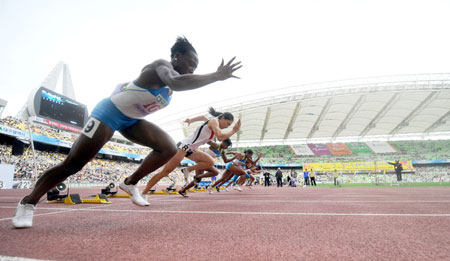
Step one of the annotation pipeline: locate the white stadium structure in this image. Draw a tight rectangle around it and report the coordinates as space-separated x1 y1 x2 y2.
2 66 450 186
157 73 450 147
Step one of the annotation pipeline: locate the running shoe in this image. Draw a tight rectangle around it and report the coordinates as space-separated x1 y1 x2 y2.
119 180 150 206
12 199 36 228
225 187 229 192
178 190 189 198
234 185 243 192
208 186 213 194
215 186 220 193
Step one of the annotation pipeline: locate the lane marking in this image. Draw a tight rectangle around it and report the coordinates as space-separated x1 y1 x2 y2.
67 208 450 217
138 199 450 203
0 256 49 261
0 203 124 222
2 205 450 219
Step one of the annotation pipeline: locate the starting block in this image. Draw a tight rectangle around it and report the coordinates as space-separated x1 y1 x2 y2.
47 194 82 204
107 194 130 198
47 194 111 204
146 189 178 195
81 194 111 204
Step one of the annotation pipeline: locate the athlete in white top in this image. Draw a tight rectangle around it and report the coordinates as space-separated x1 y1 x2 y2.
142 107 241 195
110 81 172 119
179 139 240 195
13 36 242 228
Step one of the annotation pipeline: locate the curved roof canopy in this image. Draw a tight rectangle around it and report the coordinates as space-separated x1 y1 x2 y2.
160 74 450 146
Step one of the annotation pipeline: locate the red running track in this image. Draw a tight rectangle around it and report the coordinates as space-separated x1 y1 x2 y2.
1 186 450 260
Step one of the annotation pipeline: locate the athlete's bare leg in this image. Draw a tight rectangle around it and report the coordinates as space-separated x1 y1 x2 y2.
120 120 177 187
237 175 247 186
180 151 215 178
142 149 185 194
181 166 219 193
194 166 219 179
213 165 246 188
21 121 115 205
211 170 233 188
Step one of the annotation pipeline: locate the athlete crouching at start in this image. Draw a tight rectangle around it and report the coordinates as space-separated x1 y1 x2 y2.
12 36 242 229
179 138 242 196
142 107 241 196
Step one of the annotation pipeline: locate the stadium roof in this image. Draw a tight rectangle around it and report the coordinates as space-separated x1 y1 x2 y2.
158 73 450 147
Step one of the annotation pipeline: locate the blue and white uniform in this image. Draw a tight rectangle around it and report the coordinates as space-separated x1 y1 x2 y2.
205 149 222 159
86 82 172 132
225 158 243 170
226 158 247 182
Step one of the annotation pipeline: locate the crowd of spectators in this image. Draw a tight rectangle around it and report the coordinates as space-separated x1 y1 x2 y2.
2 141 450 187
258 166 450 185
231 141 450 164
0 143 183 187
0 116 152 155
2 116 450 187
3 116 450 165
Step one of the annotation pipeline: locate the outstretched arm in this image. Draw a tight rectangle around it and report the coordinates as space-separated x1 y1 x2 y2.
156 58 242 91
185 116 208 125
222 151 242 163
208 118 241 141
221 151 240 163
253 152 263 164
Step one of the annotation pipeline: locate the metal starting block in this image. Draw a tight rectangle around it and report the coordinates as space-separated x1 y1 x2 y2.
47 194 111 204
107 194 130 198
81 194 111 204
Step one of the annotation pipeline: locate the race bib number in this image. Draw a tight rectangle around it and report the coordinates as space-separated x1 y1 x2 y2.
82 117 101 139
177 142 191 152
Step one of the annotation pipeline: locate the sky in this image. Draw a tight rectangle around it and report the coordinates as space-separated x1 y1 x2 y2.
1 0 449 140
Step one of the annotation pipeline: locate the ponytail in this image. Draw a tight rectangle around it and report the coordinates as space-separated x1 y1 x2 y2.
209 107 234 121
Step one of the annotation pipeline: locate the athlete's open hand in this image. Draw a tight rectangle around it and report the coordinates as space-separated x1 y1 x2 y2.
215 57 242 80
232 119 241 132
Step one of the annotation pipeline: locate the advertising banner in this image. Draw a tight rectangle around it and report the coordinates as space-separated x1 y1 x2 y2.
303 161 414 172
345 142 373 155
308 144 332 155
291 144 314 155
366 141 397 154
327 143 352 155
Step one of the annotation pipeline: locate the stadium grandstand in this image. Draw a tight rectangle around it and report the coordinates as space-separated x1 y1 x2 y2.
1 71 450 188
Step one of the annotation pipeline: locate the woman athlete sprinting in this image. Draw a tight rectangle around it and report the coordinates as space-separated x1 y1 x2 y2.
210 152 249 192
179 139 241 196
142 107 240 195
12 37 242 229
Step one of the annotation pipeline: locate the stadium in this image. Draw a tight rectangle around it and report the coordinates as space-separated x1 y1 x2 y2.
1 67 449 187
2 63 450 258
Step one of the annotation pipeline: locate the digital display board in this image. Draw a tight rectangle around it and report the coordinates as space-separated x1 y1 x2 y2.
30 87 88 128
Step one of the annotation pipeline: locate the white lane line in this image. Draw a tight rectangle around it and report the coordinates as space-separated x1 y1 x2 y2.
0 255 50 261
0 203 127 222
73 208 450 217
1 205 450 219
143 199 450 203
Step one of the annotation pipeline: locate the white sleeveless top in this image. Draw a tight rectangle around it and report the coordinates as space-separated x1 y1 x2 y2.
110 82 172 119
179 120 215 151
